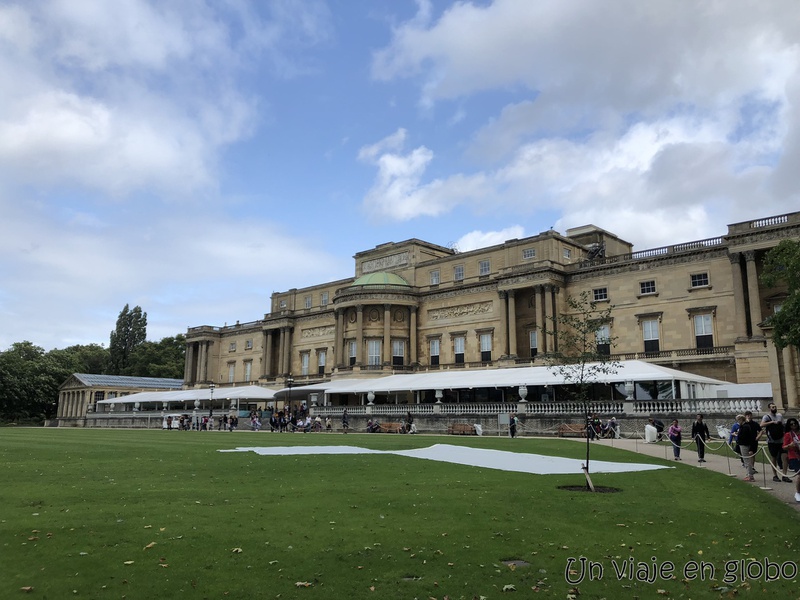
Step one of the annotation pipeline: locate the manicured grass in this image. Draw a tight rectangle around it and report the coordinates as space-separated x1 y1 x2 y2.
1 429 798 599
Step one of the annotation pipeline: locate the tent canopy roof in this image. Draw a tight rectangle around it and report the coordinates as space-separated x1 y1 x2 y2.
273 360 730 397
96 385 277 405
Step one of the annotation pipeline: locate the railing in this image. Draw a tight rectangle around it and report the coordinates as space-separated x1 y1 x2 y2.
570 236 726 270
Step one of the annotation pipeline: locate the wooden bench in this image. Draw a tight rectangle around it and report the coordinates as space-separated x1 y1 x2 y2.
448 423 477 435
376 422 403 433
557 423 586 437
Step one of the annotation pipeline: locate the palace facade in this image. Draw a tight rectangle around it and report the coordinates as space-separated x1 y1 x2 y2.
184 211 800 409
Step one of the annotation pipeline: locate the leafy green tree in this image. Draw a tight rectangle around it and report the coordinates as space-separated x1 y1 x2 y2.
0 342 68 422
761 239 800 350
48 344 110 375
109 304 147 374
124 334 186 378
545 290 620 482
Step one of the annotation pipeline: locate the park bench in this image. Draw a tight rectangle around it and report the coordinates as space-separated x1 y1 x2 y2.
557 423 586 437
447 423 477 435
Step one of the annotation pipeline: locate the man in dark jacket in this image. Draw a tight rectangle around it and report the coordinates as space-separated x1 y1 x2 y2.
738 411 762 481
691 414 710 463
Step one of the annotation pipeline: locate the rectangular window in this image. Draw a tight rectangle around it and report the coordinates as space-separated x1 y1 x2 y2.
429 338 440 366
454 336 465 364
529 330 538 358
480 333 492 362
642 320 660 353
522 248 536 260
430 270 440 285
367 339 381 366
229 342 236 352
279 300 287 309
454 265 464 281
304 296 312 309
593 287 608 302
228 362 235 383
690 273 709 288
244 361 252 382
301 352 310 376
479 260 490 276
317 350 326 375
640 280 657 295
348 340 357 366
595 324 611 356
321 292 329 306
245 339 253 350
563 248 571 259
694 314 713 349
392 340 405 366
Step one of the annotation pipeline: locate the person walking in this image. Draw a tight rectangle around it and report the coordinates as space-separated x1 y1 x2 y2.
781 417 800 502
738 411 762 482
668 419 683 460
509 413 518 438
341 408 349 434
762 403 791 483
691 414 710 463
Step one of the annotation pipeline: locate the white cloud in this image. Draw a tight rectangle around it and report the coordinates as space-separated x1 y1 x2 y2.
455 226 526 252
364 0 800 248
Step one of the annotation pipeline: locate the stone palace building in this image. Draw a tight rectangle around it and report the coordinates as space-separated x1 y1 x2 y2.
184 211 799 410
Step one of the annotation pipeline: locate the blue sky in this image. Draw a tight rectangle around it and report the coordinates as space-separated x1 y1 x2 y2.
1 0 799 351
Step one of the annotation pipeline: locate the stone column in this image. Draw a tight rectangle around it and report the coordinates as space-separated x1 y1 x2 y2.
334 309 343 367
536 286 546 353
728 252 749 338
278 328 286 375
409 306 418 364
497 291 509 357
784 346 798 409
768 340 784 407
544 285 556 354
184 342 194 383
265 330 274 377
508 290 518 358
744 251 763 336
199 341 209 382
383 304 392 364
283 327 293 375
356 305 364 365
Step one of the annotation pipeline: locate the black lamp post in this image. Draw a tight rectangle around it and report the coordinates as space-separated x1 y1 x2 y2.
209 382 215 420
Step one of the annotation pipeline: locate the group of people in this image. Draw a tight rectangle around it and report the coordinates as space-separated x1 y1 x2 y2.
587 413 619 439
664 407 800 502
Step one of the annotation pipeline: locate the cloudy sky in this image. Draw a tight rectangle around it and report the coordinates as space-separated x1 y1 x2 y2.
1 0 799 351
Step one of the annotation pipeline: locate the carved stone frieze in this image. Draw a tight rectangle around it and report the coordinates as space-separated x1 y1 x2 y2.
425 284 496 302
301 325 335 338
361 251 409 274
428 301 493 321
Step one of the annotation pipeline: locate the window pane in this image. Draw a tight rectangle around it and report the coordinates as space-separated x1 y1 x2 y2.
454 336 465 353
640 280 656 294
593 288 608 301
368 340 381 365
691 273 709 287
454 265 464 281
643 320 659 340
430 270 440 285
479 260 490 275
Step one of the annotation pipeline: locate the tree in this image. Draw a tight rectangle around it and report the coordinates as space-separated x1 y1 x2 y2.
109 304 147 374
544 290 620 483
124 334 186 378
760 239 800 351
0 342 69 422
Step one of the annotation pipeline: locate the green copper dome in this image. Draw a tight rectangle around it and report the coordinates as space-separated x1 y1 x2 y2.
351 272 410 287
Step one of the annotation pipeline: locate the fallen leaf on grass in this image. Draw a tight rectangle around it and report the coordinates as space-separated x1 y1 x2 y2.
20 587 34 592
159 564 169 568
123 561 134 565
144 542 156 550
295 582 312 587
231 548 243 553
502 584 516 591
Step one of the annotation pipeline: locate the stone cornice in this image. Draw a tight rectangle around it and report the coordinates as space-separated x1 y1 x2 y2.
425 283 497 302
567 248 729 282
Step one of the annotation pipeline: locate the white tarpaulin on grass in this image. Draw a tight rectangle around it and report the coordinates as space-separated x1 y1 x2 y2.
220 444 669 475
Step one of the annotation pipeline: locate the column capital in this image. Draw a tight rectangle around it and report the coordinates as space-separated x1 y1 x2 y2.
728 251 741 264
744 250 757 262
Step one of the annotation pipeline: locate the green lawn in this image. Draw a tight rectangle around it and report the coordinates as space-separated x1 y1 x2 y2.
1 429 797 599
